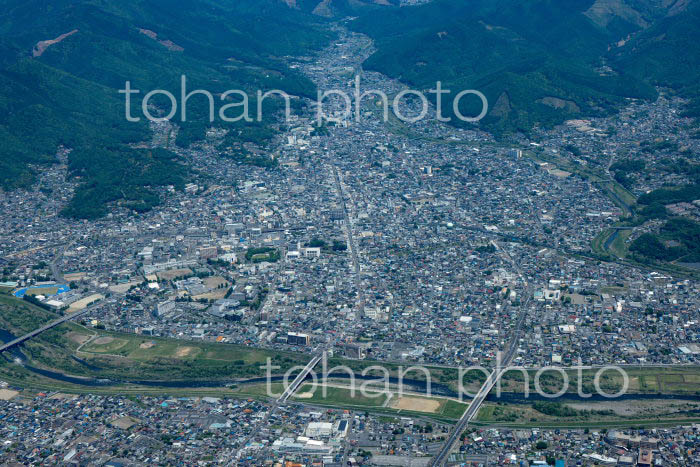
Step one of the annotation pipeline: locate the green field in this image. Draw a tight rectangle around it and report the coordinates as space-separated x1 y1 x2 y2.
79 333 278 368
287 383 468 421
442 400 469 419
497 366 700 396
234 380 469 421
609 229 633 258
0 293 477 395
501 366 700 396
236 382 286 399
294 384 389 408
476 399 700 429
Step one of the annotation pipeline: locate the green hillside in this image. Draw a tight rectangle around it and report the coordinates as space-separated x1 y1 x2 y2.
609 0 700 117
292 0 399 16
350 0 678 136
0 0 330 218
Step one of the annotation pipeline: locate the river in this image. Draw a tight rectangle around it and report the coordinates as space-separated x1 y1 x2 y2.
2 327 698 405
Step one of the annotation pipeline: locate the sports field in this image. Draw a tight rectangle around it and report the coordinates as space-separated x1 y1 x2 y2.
284 383 468 419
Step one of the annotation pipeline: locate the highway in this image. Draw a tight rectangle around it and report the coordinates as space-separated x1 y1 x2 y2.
431 239 530 466
279 351 325 403
430 306 527 466
0 307 93 354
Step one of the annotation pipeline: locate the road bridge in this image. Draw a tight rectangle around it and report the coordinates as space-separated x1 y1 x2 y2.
0 308 92 354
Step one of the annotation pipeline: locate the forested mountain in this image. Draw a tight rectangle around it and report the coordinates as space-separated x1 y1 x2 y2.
609 0 700 117
285 0 400 17
0 0 330 218
350 0 697 135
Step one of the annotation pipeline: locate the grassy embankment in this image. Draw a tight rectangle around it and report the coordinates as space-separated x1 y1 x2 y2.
2 293 700 427
0 293 307 388
475 399 700 429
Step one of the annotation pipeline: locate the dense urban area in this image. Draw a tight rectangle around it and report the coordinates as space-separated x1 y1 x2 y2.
1 7 700 467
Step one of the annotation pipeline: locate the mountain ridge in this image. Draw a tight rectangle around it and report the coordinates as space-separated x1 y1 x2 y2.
350 0 698 135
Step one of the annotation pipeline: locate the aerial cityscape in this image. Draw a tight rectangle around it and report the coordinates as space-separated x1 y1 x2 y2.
1 0 699 466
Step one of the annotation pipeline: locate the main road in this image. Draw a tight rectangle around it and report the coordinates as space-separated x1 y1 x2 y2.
332 165 365 312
